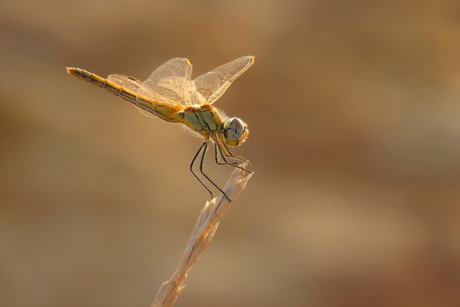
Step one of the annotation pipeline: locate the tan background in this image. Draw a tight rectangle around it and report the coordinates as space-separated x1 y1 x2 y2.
1 0 460 306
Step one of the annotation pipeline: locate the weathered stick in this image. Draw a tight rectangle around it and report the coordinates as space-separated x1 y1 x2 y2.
151 164 252 307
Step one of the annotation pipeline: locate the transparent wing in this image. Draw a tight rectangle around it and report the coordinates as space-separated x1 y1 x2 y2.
107 74 144 92
193 56 255 105
141 58 193 105
106 74 159 118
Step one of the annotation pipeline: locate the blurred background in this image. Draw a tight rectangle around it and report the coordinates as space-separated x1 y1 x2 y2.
1 0 460 306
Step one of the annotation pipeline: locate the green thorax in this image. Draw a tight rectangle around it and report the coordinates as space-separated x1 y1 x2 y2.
181 105 224 138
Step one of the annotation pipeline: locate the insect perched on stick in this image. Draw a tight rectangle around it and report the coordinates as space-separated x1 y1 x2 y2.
66 56 255 200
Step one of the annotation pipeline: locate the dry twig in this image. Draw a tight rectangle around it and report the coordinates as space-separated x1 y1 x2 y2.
150 164 252 307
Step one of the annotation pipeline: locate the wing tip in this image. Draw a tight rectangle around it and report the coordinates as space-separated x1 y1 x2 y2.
242 55 255 64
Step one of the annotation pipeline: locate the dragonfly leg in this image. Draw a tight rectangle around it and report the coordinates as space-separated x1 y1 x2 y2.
214 143 227 166
215 141 253 174
190 141 232 201
190 141 213 198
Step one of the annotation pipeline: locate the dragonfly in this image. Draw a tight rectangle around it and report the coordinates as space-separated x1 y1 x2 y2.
66 56 254 200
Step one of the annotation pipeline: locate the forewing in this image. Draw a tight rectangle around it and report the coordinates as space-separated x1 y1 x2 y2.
141 58 193 105
193 56 255 105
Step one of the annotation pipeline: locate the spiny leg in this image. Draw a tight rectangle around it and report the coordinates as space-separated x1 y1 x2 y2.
214 141 253 174
198 142 233 201
190 141 214 198
190 141 232 201
214 143 227 166
217 133 252 165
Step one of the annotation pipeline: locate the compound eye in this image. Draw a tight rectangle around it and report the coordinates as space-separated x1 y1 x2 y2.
224 118 249 147
228 118 244 140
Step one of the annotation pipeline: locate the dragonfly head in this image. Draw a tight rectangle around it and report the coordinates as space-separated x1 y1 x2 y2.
223 117 249 147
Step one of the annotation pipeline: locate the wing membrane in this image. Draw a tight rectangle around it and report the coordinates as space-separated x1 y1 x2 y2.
107 74 144 92
141 58 193 105
106 74 156 118
108 56 254 107
193 56 255 105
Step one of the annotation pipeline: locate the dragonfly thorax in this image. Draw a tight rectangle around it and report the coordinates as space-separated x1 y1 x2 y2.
223 117 249 147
